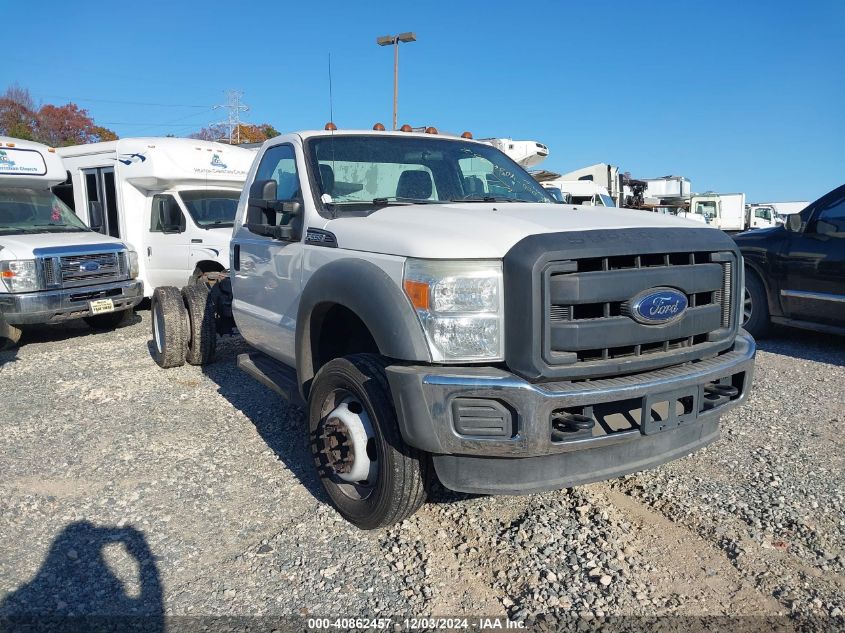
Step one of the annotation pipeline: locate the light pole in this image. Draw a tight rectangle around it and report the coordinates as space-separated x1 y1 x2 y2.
376 32 416 130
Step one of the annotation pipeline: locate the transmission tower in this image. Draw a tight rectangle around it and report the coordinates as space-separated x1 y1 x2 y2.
212 90 250 144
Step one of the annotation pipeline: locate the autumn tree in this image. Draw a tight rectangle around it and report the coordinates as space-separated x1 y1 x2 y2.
0 83 118 146
189 122 279 144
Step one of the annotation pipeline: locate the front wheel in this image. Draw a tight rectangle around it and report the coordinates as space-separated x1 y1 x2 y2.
308 354 429 529
743 268 770 338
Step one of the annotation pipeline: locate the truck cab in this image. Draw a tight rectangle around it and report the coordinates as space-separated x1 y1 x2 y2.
682 193 750 232
541 180 615 207
57 138 255 295
151 127 755 529
0 137 142 348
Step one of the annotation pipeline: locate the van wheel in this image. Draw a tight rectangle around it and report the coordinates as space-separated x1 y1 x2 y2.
0 318 22 351
182 284 217 366
743 268 770 338
151 286 187 368
84 309 131 331
308 354 429 529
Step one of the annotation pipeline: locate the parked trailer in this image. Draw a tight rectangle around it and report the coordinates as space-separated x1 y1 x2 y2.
57 138 255 296
0 137 141 348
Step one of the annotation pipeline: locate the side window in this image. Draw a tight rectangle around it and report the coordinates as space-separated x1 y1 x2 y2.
150 194 186 232
815 196 845 235
255 144 300 200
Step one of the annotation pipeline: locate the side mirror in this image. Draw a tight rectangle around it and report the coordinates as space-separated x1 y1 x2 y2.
787 214 803 232
88 201 104 233
246 178 302 241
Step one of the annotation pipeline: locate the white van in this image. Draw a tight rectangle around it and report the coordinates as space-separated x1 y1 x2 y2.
541 180 616 207
0 137 142 348
57 138 255 295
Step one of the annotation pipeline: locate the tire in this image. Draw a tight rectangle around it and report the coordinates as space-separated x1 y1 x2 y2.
0 317 22 351
743 268 770 339
182 284 217 366
308 353 429 529
84 309 131 331
150 286 187 368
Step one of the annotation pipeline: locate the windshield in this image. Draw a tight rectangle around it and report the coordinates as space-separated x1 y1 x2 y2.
307 135 553 210
0 187 89 235
754 207 772 220
694 201 718 219
599 193 615 207
178 189 241 228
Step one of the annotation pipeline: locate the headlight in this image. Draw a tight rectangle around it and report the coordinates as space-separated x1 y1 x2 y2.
126 250 139 279
403 259 504 362
0 259 41 293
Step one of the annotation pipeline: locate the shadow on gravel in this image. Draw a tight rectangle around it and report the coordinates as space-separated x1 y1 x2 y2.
0 521 163 633
756 326 845 367
199 338 331 507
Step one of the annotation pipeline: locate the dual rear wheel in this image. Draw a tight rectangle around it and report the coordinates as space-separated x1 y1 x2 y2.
151 285 217 368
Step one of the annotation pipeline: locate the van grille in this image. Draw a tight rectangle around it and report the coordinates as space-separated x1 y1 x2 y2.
38 251 127 289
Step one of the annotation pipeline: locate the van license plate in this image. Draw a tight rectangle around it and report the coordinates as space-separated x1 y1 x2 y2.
89 299 115 315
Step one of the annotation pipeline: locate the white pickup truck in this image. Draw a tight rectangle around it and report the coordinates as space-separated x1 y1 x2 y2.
0 137 142 349
151 127 755 529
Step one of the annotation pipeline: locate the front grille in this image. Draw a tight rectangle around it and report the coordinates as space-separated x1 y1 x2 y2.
36 252 126 289
545 250 735 371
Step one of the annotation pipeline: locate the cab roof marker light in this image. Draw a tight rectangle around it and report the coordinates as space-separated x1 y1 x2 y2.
400 124 412 132
5 142 15 147
461 131 473 139
425 127 438 135
325 122 337 131
373 122 386 131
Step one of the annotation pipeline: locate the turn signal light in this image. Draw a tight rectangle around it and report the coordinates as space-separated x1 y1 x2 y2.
403 279 430 311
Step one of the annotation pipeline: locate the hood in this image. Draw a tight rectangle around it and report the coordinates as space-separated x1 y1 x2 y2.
322 202 719 259
0 230 126 260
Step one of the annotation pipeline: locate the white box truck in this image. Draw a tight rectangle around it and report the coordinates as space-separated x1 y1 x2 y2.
0 137 142 349
57 138 255 295
679 192 775 232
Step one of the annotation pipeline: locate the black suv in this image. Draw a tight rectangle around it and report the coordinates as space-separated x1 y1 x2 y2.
735 184 845 338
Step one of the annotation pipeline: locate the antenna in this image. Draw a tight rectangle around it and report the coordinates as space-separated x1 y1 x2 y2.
212 90 249 144
328 53 334 126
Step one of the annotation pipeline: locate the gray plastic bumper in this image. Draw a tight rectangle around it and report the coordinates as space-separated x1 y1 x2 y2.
0 279 143 325
386 333 755 494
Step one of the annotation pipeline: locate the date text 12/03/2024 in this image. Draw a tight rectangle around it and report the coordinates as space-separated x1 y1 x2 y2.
307 618 525 630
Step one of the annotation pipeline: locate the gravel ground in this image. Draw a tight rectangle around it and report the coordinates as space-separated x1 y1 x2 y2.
0 312 843 631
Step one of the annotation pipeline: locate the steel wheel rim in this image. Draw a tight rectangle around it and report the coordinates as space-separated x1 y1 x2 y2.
743 288 753 324
153 302 165 354
318 390 378 501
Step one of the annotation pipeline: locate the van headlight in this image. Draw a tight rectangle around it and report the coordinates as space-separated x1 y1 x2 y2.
125 250 139 279
0 259 41 293
403 259 504 362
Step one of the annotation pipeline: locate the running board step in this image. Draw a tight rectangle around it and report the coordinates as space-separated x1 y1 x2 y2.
237 352 305 407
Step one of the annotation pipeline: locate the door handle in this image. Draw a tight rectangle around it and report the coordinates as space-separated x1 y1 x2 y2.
191 239 203 244
147 247 152 256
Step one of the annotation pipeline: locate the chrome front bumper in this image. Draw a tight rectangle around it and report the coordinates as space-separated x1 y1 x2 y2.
0 279 144 325
386 333 756 494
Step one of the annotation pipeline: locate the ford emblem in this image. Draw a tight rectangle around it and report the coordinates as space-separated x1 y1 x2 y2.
80 261 101 273
628 287 688 325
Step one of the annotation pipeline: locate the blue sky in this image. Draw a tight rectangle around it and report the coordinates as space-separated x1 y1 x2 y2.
3 0 843 201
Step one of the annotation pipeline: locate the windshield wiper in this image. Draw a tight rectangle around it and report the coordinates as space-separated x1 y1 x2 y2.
450 195 522 203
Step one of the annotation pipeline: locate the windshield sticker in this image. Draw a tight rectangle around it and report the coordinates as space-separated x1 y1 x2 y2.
0 148 47 176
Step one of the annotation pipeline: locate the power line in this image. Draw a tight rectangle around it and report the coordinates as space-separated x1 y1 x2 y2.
212 90 249 144
34 94 210 108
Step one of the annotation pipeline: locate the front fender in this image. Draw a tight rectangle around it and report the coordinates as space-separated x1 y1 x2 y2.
296 258 431 398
